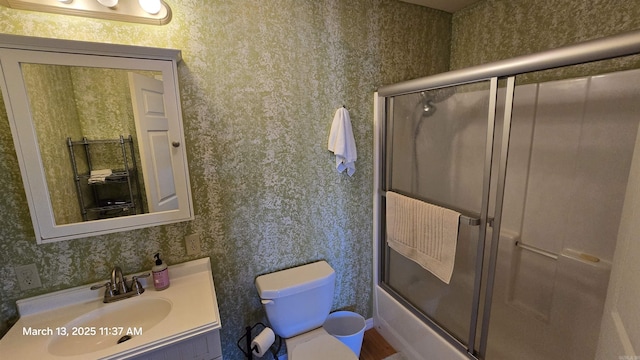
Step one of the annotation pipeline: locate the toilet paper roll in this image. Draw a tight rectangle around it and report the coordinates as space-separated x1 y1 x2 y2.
251 327 275 358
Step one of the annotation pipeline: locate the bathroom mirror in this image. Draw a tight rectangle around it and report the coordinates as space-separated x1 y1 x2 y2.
0 34 193 244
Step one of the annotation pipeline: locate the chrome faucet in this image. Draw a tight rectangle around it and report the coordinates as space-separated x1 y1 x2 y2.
111 266 129 294
90 266 150 303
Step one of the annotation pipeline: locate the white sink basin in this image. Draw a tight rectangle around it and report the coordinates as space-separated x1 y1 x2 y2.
0 258 221 360
48 297 172 356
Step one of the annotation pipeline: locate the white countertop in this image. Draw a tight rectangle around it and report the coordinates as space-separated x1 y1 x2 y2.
0 257 221 359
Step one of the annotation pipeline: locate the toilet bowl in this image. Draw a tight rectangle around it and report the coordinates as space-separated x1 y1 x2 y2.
286 327 359 359
255 261 358 359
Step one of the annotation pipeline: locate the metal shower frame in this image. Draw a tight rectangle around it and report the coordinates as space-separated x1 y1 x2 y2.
374 29 640 359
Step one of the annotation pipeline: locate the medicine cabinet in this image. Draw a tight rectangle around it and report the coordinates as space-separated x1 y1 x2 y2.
0 34 193 244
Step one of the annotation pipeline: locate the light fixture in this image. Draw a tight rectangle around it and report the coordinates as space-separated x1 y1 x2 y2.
96 0 118 8
0 0 172 25
138 0 160 15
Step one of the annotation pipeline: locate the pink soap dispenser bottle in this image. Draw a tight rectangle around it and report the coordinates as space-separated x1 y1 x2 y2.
152 253 170 290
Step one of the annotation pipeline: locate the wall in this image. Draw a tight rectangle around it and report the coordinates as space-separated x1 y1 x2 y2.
596 90 640 359
451 0 640 82
22 64 84 225
0 1 451 358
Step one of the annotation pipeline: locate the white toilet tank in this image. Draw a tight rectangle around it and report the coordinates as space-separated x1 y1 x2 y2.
255 261 335 338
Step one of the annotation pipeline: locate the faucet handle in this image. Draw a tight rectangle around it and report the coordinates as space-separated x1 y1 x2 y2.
91 281 117 299
90 281 111 291
131 273 150 295
132 273 150 280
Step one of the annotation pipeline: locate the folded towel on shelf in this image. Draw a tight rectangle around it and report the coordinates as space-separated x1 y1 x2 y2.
88 169 112 184
385 191 461 284
328 107 357 176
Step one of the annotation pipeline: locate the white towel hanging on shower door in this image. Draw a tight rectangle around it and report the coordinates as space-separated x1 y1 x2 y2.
386 191 461 284
328 107 357 176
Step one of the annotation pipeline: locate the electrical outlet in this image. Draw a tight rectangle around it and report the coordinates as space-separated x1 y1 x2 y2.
185 233 201 255
15 263 42 291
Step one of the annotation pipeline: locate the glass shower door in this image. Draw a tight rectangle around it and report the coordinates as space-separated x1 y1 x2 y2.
382 80 494 349
482 67 640 360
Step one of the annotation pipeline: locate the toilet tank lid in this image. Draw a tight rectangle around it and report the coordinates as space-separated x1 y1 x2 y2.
255 261 335 300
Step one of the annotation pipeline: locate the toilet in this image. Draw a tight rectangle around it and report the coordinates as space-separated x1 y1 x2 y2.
255 261 359 360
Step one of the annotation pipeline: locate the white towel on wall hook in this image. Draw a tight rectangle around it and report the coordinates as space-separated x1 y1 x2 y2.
328 107 357 176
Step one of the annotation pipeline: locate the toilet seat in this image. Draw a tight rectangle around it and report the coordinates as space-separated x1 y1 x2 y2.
290 334 358 360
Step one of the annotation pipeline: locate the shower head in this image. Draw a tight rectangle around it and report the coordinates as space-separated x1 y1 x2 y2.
418 87 456 117
419 91 437 117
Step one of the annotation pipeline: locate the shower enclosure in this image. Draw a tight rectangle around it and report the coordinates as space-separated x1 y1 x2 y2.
373 30 640 360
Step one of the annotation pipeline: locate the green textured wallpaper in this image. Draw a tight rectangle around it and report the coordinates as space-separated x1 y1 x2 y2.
0 1 451 358
22 64 84 225
451 0 640 83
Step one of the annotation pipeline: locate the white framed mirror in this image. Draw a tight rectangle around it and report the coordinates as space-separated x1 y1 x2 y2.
0 35 193 244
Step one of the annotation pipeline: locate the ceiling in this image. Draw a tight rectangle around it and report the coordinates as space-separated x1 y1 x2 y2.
399 0 481 13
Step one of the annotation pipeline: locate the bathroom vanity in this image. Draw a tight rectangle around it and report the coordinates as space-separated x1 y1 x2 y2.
0 258 222 360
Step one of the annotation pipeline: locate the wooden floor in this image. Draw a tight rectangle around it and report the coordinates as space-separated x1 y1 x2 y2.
360 328 397 360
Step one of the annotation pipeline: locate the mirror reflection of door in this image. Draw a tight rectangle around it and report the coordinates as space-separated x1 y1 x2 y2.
128 72 179 213
21 64 155 224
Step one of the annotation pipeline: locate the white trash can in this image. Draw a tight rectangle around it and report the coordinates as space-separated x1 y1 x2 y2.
323 311 366 357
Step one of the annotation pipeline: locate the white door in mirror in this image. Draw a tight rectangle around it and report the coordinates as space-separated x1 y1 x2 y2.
129 72 180 213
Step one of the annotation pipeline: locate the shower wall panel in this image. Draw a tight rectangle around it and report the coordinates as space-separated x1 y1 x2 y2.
515 71 640 260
